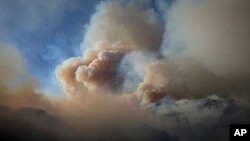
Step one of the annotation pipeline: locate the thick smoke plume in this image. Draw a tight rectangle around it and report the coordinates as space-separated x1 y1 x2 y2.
57 0 250 102
56 0 164 97
1 0 250 141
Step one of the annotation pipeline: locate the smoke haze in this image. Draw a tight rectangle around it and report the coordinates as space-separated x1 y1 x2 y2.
1 0 250 141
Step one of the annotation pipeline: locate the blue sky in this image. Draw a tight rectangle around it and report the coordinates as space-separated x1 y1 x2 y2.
0 0 101 96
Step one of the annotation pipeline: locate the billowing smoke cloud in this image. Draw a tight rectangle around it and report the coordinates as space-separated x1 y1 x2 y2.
57 0 250 103
56 0 164 96
1 0 250 141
